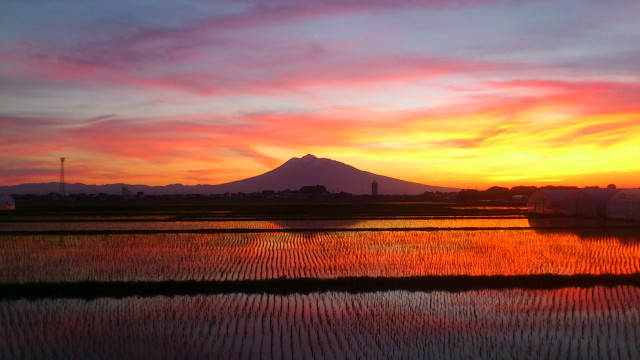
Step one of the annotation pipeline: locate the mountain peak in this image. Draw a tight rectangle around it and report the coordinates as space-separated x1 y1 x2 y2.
247 154 458 194
282 154 327 167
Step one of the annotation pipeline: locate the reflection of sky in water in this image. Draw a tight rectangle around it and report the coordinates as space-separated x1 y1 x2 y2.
3 229 639 282
2 288 639 359
527 217 640 243
1 218 537 231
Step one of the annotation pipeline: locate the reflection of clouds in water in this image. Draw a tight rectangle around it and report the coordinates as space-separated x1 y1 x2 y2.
268 220 366 241
527 217 640 244
4 288 640 359
271 218 533 229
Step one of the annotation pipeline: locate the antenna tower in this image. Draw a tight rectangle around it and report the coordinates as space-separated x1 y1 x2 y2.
59 157 66 198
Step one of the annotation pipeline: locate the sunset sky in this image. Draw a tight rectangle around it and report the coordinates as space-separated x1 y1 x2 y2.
2 0 639 189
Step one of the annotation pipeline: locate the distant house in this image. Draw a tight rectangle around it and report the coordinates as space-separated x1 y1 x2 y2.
0 193 15 210
567 188 619 218
607 189 640 221
121 187 132 199
527 190 578 215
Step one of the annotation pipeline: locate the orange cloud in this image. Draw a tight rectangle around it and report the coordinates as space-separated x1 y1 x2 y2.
5 82 639 188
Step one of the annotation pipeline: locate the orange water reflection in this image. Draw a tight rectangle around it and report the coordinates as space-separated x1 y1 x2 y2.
2 228 639 282
527 217 640 243
2 287 639 359
1 218 535 231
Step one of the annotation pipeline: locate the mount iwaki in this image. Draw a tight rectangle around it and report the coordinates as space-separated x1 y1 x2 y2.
4 155 459 195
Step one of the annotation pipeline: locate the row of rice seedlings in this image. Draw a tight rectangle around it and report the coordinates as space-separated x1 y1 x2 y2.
1 286 638 359
1 229 639 282
0 218 539 232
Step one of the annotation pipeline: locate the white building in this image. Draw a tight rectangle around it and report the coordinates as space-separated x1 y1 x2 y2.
567 188 619 218
607 189 640 221
527 190 578 215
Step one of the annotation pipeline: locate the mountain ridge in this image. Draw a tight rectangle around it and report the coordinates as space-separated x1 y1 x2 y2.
2 155 459 195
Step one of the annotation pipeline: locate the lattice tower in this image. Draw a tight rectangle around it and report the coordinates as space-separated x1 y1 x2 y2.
59 157 66 198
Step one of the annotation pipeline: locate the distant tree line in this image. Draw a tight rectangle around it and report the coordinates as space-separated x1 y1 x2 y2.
456 184 616 201
10 184 618 203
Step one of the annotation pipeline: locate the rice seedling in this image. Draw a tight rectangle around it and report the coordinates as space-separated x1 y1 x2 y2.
1 287 638 359
1 228 638 282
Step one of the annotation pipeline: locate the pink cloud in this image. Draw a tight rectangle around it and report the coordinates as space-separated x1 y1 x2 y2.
109 0 515 63
5 44 499 98
1 0 517 98
489 80 640 113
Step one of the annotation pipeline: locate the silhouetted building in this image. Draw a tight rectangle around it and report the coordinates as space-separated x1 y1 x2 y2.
121 187 132 199
567 188 619 218
607 189 640 221
371 180 378 196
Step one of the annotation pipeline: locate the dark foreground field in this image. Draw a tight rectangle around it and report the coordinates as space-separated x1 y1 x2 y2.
3 197 526 220
3 274 640 300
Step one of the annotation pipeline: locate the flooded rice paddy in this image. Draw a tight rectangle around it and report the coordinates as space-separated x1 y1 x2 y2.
1 215 639 359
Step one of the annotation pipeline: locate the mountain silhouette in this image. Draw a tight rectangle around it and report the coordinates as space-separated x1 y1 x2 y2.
212 154 457 195
2 154 458 195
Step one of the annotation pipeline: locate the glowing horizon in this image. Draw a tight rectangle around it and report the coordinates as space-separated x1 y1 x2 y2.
2 0 640 189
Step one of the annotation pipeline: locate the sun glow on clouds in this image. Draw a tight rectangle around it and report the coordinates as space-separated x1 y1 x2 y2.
1 0 640 188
